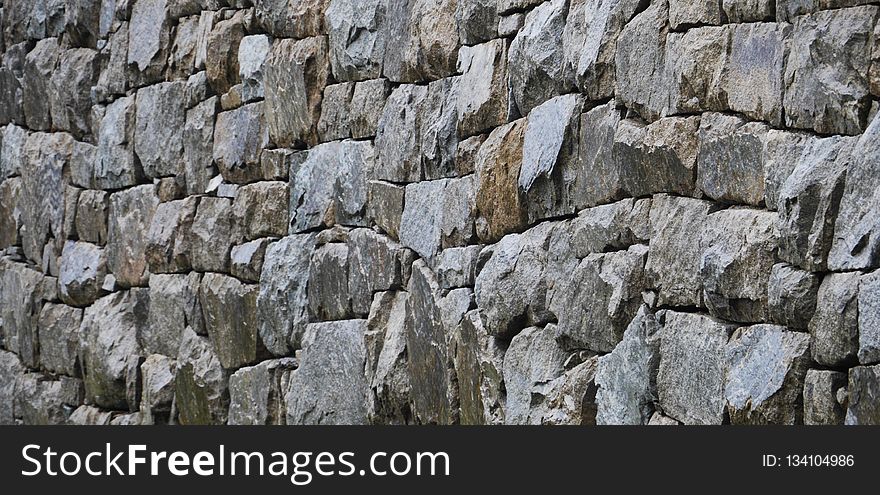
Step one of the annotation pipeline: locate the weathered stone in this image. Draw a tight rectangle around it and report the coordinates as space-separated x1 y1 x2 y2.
79 291 144 410
784 6 878 135
20 132 70 265
264 36 329 148
37 303 82 377
566 198 651 258
366 291 412 424
22 37 60 131
213 102 269 185
135 81 186 179
0 351 24 424
285 320 368 425
420 77 460 180
58 241 107 307
350 79 390 139
809 272 860 367
200 273 260 370
778 135 854 271
697 113 769 206
228 358 297 425
367 180 405 240
175 326 229 425
238 34 270 103
666 26 730 116
669 0 722 29
374 84 427 182
317 82 354 142
383 0 459 83
860 271 880 365
475 119 527 243
451 309 505 424
762 129 811 210
503 324 567 425
204 9 247 95
14 374 84 425
232 181 288 241
433 245 481 290
67 405 113 425
307 242 352 321
0 260 45 367
574 101 621 207
533 356 599 425
701 209 779 323
258 234 316 355
846 364 880 425
457 39 510 137
725 324 811 424
498 12 525 37
767 263 820 331
145 196 197 274
75 190 109 246
803 369 847 425
595 306 661 425
49 48 100 139
230 238 272 283
184 96 217 195
325 0 388 81
69 140 96 190
723 22 788 126
0 43 27 127
95 22 129 100
95 96 141 190
348 229 412 315
615 0 669 121
289 140 373 232
144 272 203 357
189 196 239 273
128 0 172 85
0 177 22 249
1 124 27 180
107 185 159 288
507 0 569 116
658 312 736 425
166 14 200 80
139 354 175 424
455 0 497 45
399 176 476 259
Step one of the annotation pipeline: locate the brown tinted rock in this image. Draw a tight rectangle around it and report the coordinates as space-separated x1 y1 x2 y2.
233 181 289 240
350 79 390 139
367 180 405 240
475 119 527 243
205 9 247 95
75 190 109 246
697 113 769 206
107 185 159 288
231 238 273 283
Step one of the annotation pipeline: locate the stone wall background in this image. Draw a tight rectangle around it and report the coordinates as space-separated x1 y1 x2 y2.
1 0 879 425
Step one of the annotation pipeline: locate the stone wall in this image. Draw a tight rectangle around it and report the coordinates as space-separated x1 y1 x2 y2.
1 0 879 426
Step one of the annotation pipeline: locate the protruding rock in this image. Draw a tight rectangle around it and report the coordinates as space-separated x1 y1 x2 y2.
697 113 769 206
228 358 297 425
145 196 198 274
502 324 567 425
366 291 412 424
399 176 477 259
258 234 316 355
367 180 405 240
175 326 229 425
200 273 261 370
59 241 107 307
456 39 510 137
307 242 352 321
845 364 880 425
325 0 388 81
184 96 217 195
128 0 173 85
348 229 413 315
231 238 273 283
474 119 527 243
213 102 269 184
49 48 100 139
238 34 271 103
135 81 186 179
20 132 70 265
205 10 247 95
615 0 669 121
374 84 427 183
350 79 390 139
809 272 860 367
233 181 289 240
382 0 460 83
860 270 880 365
75 190 109 246
189 197 239 273
767 263 820 330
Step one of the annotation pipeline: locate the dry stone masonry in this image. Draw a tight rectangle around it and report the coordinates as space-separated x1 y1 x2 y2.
1 0 879 426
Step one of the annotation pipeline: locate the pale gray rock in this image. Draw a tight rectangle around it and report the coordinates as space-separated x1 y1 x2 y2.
614 0 669 121
399 176 477 259
666 26 730 116
95 22 129 100
308 242 352 321
767 263 820 331
75 190 109 246
22 37 60 131
723 22 788 126
128 0 172 85
145 196 198 274
434 245 482 289
67 405 114 426
0 43 26 127
1 124 27 180
669 0 722 29
420 77 460 180
456 0 497 45
139 354 175 424
568 198 651 257
144 272 203 357
576 101 622 207
725 324 811 424
697 113 769 206
860 271 880 364
845 364 880 425
534 356 600 425
382 0 459 83
184 96 218 195
107 185 159 288
135 81 186 179
285 320 368 425
175 326 229 425
502 324 567 425
200 273 260 370
167 14 201 80
701 208 779 323
367 180 405 240
784 6 878 135
189 196 239 273
722 0 775 21
498 13 524 37
456 39 510 138
58 241 106 307
350 79 390 139
803 369 847 425
366 291 412 424
14 374 84 425
658 312 736 425
230 238 272 283
69 141 96 190
49 48 100 139
809 272 860 367
228 358 297 425
762 129 811 210
317 82 354 142
232 181 288 241
374 84 427 182
20 132 70 265
213 102 269 184
255 0 329 38
95 96 141 190
260 148 293 182
0 351 23 424
37 303 82 377
325 0 388 81
348 229 413 315
0 259 45 367
238 34 270 103
595 306 661 425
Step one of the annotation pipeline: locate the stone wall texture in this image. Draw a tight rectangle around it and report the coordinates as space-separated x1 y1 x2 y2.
1 0 879 426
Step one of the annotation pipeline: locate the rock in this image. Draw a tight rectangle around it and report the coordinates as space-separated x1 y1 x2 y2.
350 79 390 139
701 208 779 323
0 43 26 127
615 0 669 121
455 134 486 177
575 101 622 207
803 369 847 425
75 190 109 246
725 324 811 424
498 12 525 37
204 9 247 95
507 0 570 116
809 272 860 367
167 14 200 80
107 185 159 288
0 352 24 424
456 39 510 137
367 180 405 240
697 113 769 206
762 129 811 210
144 272 203 357
847 364 880 424
474 119 527 243
1 124 27 180
49 48 100 139
255 0 328 38
22 38 60 131
200 273 261 370
420 77 460 180
451 309 505 425
0 177 22 249
568 198 651 257
95 96 141 190
285 320 368 425
657 312 736 425
553 244 648 352
213 102 269 185
383 0 459 83
348 229 413 315
184 96 217 195
37 303 82 377
317 82 354 142
366 291 412 424
67 405 113 425
595 306 661 425
723 22 788 126
534 357 599 425
128 0 172 85
667 25 731 115
145 197 198 274
502 324 567 425
456 0 498 45
58 241 107 307
14 374 84 425
189 196 239 273
860 271 880 364
175 326 229 425
645 195 715 307
767 263 820 330
238 34 270 103
79 291 144 410
263 36 329 148
135 81 186 179
434 245 482 290
230 238 272 283
258 234 317 355
778 135 855 271
95 22 129 100
20 132 70 265
374 84 427 182
784 6 878 135
562 0 641 100
0 260 45 367
325 0 388 81
668 0 722 29
399 176 477 259
289 140 373 232
828 112 880 271
69 141 96 190
232 181 289 241
228 358 297 425
139 354 175 424
308 242 352 321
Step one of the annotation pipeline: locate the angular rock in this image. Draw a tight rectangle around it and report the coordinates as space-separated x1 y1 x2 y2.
666 26 730 115
615 0 669 121
58 241 107 307
228 358 297 425
144 272 203 357
0 177 22 249
502 324 567 425
232 181 288 241
575 101 622 207
374 84 427 182
1 124 27 180
367 180 405 240
107 185 159 288
135 81 186 179
258 234 316 355
175 326 229 425
145 197 198 274
657 312 736 425
184 96 217 195
49 48 100 139
434 245 482 290
317 82 354 142
475 119 527 243
0 260 45 367
67 405 113 426
189 196 239 273
762 129 811 210
37 303 82 377
204 10 247 95
95 96 141 190
723 22 788 126
0 352 24 424
456 39 510 137
451 309 505 424
534 357 599 425
456 0 498 45
307 242 352 321
138 354 175 424
95 22 130 100
420 77 460 180
767 263 820 331
860 271 880 365
20 132 70 265
846 365 880 425
383 0 459 83
167 14 201 80
200 273 260 370
213 102 269 184
75 190 109 246
669 0 722 29
22 37 60 131
230 238 273 283
803 369 847 425
809 272 860 367
399 176 476 259
128 0 172 85
325 0 388 81
697 113 769 206
238 34 271 103
366 291 412 424
14 374 84 425
348 229 413 315
285 320 368 425
350 79 390 139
